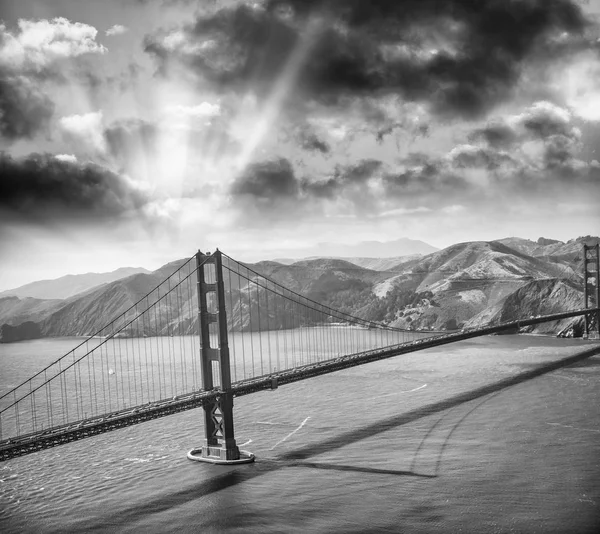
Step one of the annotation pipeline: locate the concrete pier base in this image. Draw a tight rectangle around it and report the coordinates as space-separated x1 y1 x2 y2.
187 447 255 465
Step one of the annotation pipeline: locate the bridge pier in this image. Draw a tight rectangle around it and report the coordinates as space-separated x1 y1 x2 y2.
188 250 254 465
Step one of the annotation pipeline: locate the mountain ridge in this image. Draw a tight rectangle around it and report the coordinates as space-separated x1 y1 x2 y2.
0 236 596 342
0 267 152 300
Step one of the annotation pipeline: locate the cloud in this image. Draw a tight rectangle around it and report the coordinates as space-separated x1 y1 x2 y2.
285 124 330 153
104 118 160 170
468 122 519 149
164 102 221 129
106 24 128 37
227 153 468 224
144 0 592 120
59 111 108 155
513 101 573 139
0 152 150 223
450 101 600 199
557 50 600 121
0 18 106 141
471 101 585 173
227 99 600 227
381 160 469 203
231 158 298 201
54 154 77 163
0 18 106 71
299 98 429 147
302 159 382 200
0 75 54 140
448 144 518 171
229 157 388 221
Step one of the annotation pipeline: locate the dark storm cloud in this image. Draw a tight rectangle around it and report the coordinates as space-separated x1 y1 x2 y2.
339 159 381 184
450 146 518 171
382 160 468 200
510 104 575 142
145 0 591 119
230 157 383 210
302 159 382 199
458 102 600 200
543 134 581 171
0 153 149 222
231 158 299 201
144 4 299 91
519 106 574 140
295 126 330 154
376 122 429 144
229 99 600 225
230 153 475 214
468 123 519 149
0 75 54 140
471 102 584 173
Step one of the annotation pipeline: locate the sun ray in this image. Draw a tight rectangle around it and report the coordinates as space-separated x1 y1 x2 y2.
234 15 324 173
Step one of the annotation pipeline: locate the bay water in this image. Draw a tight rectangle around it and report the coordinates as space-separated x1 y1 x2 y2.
1 333 599 532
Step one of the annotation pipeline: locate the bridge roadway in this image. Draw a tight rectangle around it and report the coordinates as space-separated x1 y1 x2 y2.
1 308 597 461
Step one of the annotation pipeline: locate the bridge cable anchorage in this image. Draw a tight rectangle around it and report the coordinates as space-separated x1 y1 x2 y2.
1 245 599 462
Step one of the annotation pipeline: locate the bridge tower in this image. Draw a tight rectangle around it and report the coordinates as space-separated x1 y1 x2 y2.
583 244 600 340
188 250 255 464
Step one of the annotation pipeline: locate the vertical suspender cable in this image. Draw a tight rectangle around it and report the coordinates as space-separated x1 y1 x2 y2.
111 323 119 412
166 278 175 397
176 272 187 394
236 261 247 380
136 304 145 404
247 266 256 378
145 296 155 401
268 277 274 370
226 263 238 383
256 280 264 376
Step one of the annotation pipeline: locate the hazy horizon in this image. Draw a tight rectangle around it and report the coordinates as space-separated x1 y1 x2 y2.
2 233 597 293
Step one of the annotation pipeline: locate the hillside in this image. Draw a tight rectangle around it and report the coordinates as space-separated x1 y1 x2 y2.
464 279 585 336
273 255 420 271
39 260 192 338
0 267 151 300
378 240 589 332
0 237 596 342
495 236 600 263
0 296 64 326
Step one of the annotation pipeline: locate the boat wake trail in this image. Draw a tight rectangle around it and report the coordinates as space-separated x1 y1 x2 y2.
270 417 310 450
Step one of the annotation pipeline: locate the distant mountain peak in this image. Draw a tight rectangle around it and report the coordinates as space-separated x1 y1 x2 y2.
537 237 563 246
0 267 151 301
275 238 438 261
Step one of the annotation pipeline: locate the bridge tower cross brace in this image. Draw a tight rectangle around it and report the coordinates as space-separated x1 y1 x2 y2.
187 250 254 464
583 244 600 340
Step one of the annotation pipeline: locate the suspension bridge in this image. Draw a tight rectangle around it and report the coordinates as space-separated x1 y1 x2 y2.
0 247 598 463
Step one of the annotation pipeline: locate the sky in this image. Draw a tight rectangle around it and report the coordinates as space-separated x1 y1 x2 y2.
1 0 600 290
